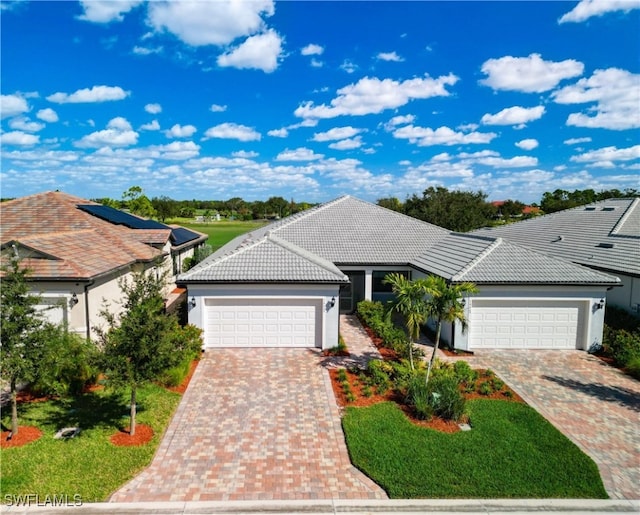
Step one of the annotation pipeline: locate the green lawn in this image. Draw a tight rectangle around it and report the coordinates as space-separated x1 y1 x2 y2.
342 400 607 499
1 384 181 502
168 219 268 251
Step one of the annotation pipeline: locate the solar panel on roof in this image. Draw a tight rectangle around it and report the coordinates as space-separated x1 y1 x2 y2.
171 227 201 246
78 204 168 230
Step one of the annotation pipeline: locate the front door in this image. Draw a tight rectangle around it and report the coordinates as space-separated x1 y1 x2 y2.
340 271 365 313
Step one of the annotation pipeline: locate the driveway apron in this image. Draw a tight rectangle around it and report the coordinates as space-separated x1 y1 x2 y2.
109 348 386 502
464 350 640 500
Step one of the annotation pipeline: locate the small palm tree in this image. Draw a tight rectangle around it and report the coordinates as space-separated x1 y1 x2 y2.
424 276 478 385
383 273 432 370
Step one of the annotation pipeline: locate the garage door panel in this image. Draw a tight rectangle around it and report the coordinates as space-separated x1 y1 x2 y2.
470 301 582 350
204 298 321 348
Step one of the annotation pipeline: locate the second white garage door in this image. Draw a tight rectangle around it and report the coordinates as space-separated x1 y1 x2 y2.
204 298 321 348
469 300 583 350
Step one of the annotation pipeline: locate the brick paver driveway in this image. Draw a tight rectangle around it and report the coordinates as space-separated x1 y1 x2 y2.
468 350 640 500
110 348 386 502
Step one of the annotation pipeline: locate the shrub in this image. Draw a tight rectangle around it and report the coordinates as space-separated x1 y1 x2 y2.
337 368 348 382
157 324 203 387
479 381 493 396
366 359 391 394
603 329 640 367
492 378 505 391
406 375 433 420
426 374 466 421
625 357 640 380
453 360 478 384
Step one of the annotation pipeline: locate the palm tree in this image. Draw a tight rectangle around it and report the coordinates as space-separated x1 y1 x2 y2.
383 273 432 370
424 276 478 385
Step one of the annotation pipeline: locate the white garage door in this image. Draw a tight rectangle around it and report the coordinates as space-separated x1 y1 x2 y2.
469 300 582 350
204 298 321 348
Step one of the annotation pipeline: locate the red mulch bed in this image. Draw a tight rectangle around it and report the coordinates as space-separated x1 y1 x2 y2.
110 424 154 446
1 426 43 448
167 359 200 394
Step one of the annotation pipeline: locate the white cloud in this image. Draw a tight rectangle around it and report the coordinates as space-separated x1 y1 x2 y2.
0 131 39 146
564 137 592 145
515 139 539 151
1 94 29 119
165 123 197 138
145 103 162 114
310 58 323 68
9 117 44 132
570 145 640 168
78 0 143 23
133 45 162 56
392 125 497 147
217 29 283 73
210 104 227 113
340 60 358 74
232 150 258 158
268 128 288 138
481 105 545 126
386 114 415 127
75 117 138 148
312 126 362 142
477 155 538 168
140 120 160 131
47 85 130 104
36 108 58 123
559 0 639 23
276 147 325 162
295 74 458 119
301 44 324 56
552 68 640 130
204 123 261 141
480 53 584 93
376 51 404 62
147 0 275 46
329 137 363 150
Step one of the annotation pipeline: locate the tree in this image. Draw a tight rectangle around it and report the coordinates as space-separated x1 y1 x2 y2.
94 270 183 435
423 276 478 385
377 197 404 213
383 273 432 370
499 199 526 219
0 257 50 435
151 196 177 222
265 196 289 218
122 186 156 218
405 187 496 232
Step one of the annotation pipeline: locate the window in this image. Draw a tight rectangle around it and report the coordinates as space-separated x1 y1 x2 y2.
372 270 410 303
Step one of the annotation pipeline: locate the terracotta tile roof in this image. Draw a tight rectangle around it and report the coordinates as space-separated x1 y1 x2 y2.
1 191 165 280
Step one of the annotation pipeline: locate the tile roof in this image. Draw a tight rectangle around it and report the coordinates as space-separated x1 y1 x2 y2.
180 233 348 283
181 195 618 286
412 233 620 285
0 191 165 280
473 198 640 276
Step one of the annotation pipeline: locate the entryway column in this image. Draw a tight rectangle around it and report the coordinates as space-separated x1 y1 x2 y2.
364 269 373 301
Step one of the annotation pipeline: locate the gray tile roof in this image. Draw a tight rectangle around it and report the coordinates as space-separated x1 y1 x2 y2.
179 233 348 283
474 198 640 276
180 195 623 286
413 233 620 285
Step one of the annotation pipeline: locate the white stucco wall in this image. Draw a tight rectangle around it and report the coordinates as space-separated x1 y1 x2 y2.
605 273 640 315
186 283 342 350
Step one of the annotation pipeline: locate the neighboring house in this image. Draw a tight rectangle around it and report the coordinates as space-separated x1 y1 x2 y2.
179 196 620 352
491 200 542 218
0 191 207 338
474 198 640 315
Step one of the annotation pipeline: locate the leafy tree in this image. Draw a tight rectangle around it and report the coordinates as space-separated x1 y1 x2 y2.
383 273 432 370
540 188 639 213
377 197 404 213
423 276 478 385
0 258 51 435
94 270 184 435
499 199 526 219
405 187 496 232
122 186 156 218
266 196 289 218
151 196 178 222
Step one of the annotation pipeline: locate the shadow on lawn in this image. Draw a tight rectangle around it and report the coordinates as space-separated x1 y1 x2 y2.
542 375 640 413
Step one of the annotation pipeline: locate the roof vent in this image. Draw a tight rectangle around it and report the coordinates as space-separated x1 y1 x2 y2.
602 206 616 211
553 235 564 242
596 242 615 249
584 206 596 211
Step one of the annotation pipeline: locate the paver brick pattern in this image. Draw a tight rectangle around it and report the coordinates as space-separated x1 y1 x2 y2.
110 339 386 502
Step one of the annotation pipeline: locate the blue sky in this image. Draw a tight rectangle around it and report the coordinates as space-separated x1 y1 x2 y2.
1 0 639 204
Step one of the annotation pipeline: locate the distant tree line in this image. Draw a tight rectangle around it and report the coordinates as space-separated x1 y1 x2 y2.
378 186 638 232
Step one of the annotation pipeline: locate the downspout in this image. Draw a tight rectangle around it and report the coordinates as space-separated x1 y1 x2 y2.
84 280 94 340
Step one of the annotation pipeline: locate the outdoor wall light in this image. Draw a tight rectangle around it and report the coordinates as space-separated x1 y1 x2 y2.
189 296 197 308
330 296 336 308
69 293 78 308
596 298 605 310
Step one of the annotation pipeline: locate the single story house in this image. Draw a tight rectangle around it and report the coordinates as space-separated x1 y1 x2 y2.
474 198 640 315
179 196 620 352
0 191 207 338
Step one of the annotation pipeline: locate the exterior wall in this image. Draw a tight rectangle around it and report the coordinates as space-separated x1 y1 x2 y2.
450 285 609 351
338 265 413 306
605 273 640 315
186 283 342 350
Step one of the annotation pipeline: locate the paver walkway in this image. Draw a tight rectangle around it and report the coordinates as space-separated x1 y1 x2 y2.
436 348 640 500
110 342 386 502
